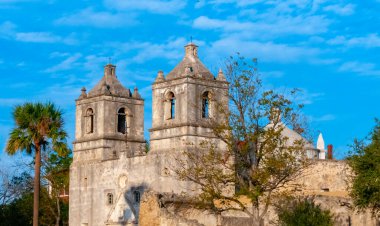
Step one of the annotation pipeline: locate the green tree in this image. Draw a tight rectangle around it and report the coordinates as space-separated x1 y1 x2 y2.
5 102 69 226
347 119 380 217
276 197 334 226
42 149 71 226
175 54 310 225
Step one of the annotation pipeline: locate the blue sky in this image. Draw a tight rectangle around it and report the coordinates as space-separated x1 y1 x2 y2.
0 0 379 165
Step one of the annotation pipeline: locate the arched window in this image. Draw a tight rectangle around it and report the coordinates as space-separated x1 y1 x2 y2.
202 92 210 118
117 108 127 134
170 95 176 119
133 190 140 204
165 92 176 120
85 108 94 134
107 193 113 205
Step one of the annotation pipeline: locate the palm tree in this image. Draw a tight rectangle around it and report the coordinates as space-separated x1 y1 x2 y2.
5 102 69 226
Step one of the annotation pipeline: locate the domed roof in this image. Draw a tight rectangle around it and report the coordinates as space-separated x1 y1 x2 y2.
165 43 214 81
87 64 131 98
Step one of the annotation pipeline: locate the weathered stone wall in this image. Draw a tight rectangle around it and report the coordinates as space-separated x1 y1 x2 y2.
138 160 378 226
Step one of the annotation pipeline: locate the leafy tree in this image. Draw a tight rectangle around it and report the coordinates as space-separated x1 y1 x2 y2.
42 149 71 226
175 54 310 224
276 197 334 226
347 119 380 217
5 102 69 226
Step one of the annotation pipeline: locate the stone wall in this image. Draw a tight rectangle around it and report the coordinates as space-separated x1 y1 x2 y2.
138 160 379 226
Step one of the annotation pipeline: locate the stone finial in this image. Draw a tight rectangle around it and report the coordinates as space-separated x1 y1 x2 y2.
133 87 141 99
79 87 87 99
216 68 226 81
184 43 198 58
104 64 116 77
155 70 165 83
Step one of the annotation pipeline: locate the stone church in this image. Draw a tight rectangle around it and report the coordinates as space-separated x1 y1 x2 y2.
69 43 375 226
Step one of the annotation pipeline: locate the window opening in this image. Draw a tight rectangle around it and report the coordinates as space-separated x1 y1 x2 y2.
202 92 210 118
86 108 94 133
133 191 140 204
107 193 113 205
118 108 126 134
168 92 175 119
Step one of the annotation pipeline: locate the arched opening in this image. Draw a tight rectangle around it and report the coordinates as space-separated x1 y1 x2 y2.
107 193 113 205
202 92 210 118
165 92 176 120
170 94 176 119
117 108 127 134
85 108 94 134
133 190 140 204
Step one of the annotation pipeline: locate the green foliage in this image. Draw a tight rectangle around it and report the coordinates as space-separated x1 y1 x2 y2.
347 119 380 216
0 150 71 226
5 102 70 226
175 54 310 222
276 197 334 226
0 187 69 226
6 102 69 157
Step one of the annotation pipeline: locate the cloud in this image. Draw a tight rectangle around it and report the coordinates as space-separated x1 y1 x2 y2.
206 37 320 63
104 0 187 14
0 21 77 44
131 38 187 63
293 90 324 105
310 114 336 122
193 15 330 37
328 34 380 48
0 98 26 106
323 3 355 16
15 32 61 43
339 61 380 76
44 53 82 73
261 71 284 78
106 37 189 64
55 8 138 28
0 21 16 39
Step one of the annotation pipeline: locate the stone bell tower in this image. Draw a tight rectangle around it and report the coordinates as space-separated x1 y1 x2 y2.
150 43 229 153
73 64 145 160
69 64 145 226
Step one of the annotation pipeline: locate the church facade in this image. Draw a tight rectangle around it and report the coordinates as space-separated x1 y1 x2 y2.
69 43 230 226
69 43 333 226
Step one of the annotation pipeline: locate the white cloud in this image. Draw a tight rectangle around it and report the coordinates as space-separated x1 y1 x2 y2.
104 0 187 14
193 15 330 37
106 37 190 64
261 71 284 78
0 0 37 3
0 21 16 38
206 37 320 63
0 98 26 106
55 8 138 28
323 3 355 16
310 114 336 122
15 32 61 43
44 53 82 73
131 38 187 63
328 34 380 48
339 61 380 76
0 21 77 44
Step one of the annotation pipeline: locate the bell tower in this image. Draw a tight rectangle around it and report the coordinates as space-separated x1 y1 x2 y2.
73 64 145 160
150 43 229 153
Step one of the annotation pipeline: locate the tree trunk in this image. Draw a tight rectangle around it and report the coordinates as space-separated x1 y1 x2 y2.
56 193 61 226
33 146 41 226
